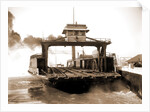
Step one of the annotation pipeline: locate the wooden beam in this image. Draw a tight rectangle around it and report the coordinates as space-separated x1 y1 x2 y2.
72 46 75 60
41 41 110 47
103 45 107 72
97 47 100 72
99 46 103 72
42 44 48 72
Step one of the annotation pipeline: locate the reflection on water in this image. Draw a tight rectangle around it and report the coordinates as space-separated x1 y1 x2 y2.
8 76 142 104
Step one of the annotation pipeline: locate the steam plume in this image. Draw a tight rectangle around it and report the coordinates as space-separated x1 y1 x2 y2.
8 11 14 31
23 34 62 50
47 34 56 40
8 11 63 50
8 11 21 48
23 35 42 49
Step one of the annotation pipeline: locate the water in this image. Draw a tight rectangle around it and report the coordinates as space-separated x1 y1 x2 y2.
8 75 142 104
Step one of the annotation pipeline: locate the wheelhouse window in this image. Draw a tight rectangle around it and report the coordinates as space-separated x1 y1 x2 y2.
68 31 74 36
81 31 85 36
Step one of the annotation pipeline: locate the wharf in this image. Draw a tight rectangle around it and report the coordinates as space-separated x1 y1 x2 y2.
117 67 142 98
121 67 142 75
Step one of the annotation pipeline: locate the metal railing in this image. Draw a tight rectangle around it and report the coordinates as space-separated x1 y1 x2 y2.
86 37 111 43
42 37 111 43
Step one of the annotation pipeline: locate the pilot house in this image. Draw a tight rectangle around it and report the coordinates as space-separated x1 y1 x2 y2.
62 23 89 42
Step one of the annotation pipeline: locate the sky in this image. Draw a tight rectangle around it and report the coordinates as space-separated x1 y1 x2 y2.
7 1 142 76
9 5 142 57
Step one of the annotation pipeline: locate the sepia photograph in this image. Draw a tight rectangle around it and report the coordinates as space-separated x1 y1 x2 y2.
1 0 150 111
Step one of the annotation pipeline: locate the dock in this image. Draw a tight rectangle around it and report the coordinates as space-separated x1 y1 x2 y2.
41 67 121 81
117 68 142 98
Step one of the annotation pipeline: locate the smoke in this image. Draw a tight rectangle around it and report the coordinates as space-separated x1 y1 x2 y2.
47 34 56 40
8 10 64 51
8 11 21 48
8 11 13 31
8 46 42 77
8 10 64 77
8 11 43 77
8 11 43 50
22 34 63 50
9 30 22 48
23 35 42 50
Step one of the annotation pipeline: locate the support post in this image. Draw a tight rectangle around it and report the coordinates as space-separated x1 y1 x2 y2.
72 46 75 61
100 46 103 72
103 45 107 72
97 47 100 72
42 44 48 72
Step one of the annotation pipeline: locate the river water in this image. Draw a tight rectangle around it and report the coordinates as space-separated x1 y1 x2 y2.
8 75 142 104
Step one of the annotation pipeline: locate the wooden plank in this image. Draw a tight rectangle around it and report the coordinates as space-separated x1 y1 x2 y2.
47 67 121 80
71 69 91 78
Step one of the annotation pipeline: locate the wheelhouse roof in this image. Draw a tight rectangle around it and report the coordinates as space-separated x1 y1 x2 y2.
127 54 142 63
62 24 89 34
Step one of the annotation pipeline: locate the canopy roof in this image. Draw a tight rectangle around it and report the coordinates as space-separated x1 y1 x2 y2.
127 54 142 63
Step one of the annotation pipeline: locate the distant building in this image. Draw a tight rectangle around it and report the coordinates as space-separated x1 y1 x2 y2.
127 54 142 68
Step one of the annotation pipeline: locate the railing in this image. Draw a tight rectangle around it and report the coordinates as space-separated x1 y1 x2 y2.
86 37 111 43
42 37 111 43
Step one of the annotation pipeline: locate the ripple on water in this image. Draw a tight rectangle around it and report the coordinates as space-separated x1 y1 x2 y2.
8 76 142 104
18 81 31 84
